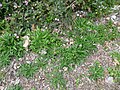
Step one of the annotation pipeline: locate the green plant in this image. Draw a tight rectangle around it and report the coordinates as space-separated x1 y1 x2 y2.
108 52 120 83
0 70 6 80
89 61 104 81
0 32 24 57
46 67 66 89
31 87 36 90
18 63 38 78
30 28 62 57
0 0 29 35
0 32 25 68
0 20 10 34
110 52 120 63
60 44 91 68
0 52 10 68
0 0 118 37
0 0 72 34
34 57 48 69
7 84 23 90
74 18 119 44
18 56 48 78
108 66 120 83
75 75 83 87
115 0 120 4
60 17 119 69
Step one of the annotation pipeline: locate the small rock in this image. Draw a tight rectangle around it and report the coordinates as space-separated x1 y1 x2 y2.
23 35 30 51
117 22 120 26
19 58 22 61
63 67 68 71
111 15 117 21
65 38 69 42
41 49 47 55
35 78 37 82
69 38 74 45
0 3 2 8
106 17 110 20
48 87 51 90
55 18 59 22
13 63 19 70
26 61 31 64
14 78 20 85
105 76 114 84
0 86 4 90
53 29 59 33
118 27 120 32
76 13 80 17
113 21 117 25
79 15 82 17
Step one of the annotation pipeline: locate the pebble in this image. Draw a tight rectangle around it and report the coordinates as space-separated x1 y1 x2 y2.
111 15 117 21
106 17 110 20
48 87 51 90
26 61 31 64
23 35 30 51
14 78 20 85
13 63 19 70
113 21 117 25
69 38 74 45
63 67 68 71
117 22 120 26
0 86 4 90
76 13 80 17
118 27 120 32
55 18 59 22
41 49 47 55
105 76 114 84
65 38 69 42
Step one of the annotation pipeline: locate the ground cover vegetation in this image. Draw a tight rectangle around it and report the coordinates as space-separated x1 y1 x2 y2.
0 0 120 89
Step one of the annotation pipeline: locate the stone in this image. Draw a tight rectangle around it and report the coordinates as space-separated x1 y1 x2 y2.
63 67 68 71
105 76 114 84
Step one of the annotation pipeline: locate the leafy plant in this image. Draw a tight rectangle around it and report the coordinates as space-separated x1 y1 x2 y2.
0 20 10 34
18 56 48 78
110 52 120 63
18 63 38 78
31 87 36 90
30 28 62 57
60 44 91 68
34 57 48 69
89 61 104 81
60 17 119 68
1 0 117 36
0 52 10 68
74 0 116 17
108 66 120 83
0 70 6 80
7 84 23 90
74 18 119 44
46 67 66 89
108 52 120 83
0 32 24 57
0 32 25 68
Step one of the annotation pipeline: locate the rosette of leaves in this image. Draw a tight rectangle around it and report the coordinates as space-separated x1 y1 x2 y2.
0 32 25 68
89 61 104 81
30 28 62 58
